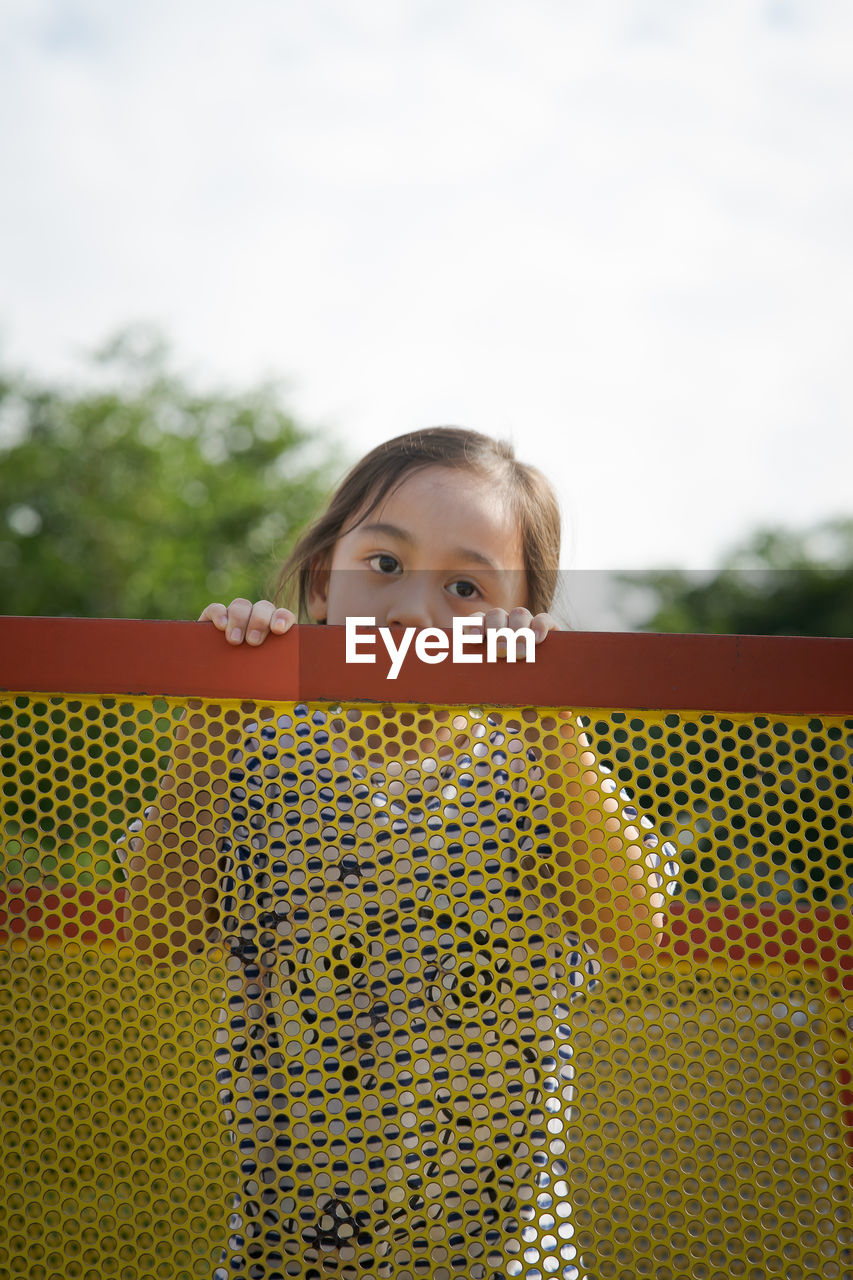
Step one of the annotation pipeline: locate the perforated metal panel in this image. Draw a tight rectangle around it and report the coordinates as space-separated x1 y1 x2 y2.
1 693 851 1280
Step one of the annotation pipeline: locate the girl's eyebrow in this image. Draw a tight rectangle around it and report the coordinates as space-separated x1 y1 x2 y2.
357 521 413 544
357 522 500 570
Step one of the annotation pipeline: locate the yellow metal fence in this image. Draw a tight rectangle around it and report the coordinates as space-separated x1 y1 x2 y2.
1 631 852 1280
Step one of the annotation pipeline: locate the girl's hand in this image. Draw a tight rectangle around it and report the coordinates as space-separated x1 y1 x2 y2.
477 608 560 657
198 598 296 645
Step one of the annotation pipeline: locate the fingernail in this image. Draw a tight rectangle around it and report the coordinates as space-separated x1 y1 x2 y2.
248 630 261 645
230 628 243 644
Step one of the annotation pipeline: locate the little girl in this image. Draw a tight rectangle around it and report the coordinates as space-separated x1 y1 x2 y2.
198 427 573 1280
198 424 561 652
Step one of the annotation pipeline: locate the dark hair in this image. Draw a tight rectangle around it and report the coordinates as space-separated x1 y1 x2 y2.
273 426 561 619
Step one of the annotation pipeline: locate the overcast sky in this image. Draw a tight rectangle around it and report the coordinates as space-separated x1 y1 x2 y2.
2 0 851 586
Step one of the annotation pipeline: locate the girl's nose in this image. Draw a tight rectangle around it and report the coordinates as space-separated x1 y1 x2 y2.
384 581 435 629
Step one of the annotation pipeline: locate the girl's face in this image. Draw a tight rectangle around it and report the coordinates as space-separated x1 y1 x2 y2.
308 466 529 627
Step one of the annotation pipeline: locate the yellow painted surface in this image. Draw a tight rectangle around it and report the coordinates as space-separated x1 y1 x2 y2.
1 694 851 1278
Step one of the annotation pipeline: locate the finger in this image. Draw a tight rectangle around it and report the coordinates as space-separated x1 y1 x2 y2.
269 608 297 634
225 598 254 645
530 612 559 643
458 611 487 643
198 602 228 629
507 607 534 630
481 608 508 631
481 609 512 657
484 607 536 660
246 603 297 644
245 600 278 646
500 608 533 659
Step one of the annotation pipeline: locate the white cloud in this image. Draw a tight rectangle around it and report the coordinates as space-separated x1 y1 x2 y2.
1 0 851 572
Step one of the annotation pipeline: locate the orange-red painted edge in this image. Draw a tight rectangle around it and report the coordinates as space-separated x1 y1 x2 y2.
1 616 852 713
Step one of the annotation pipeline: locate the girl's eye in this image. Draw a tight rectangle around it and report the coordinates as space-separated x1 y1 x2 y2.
368 554 402 575
447 580 480 600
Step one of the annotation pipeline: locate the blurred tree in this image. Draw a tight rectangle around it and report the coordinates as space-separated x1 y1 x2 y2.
621 520 853 637
0 329 340 618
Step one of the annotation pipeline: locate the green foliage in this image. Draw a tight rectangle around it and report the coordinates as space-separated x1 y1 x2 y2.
625 520 853 637
0 329 340 619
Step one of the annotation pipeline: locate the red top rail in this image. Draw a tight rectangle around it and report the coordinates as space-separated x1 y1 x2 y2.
1 617 851 712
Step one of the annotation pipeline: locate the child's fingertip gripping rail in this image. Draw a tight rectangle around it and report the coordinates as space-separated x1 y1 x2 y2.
1 618 852 1280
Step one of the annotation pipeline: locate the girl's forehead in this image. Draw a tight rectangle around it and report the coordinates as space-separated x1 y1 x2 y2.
353 465 525 566
379 464 493 506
